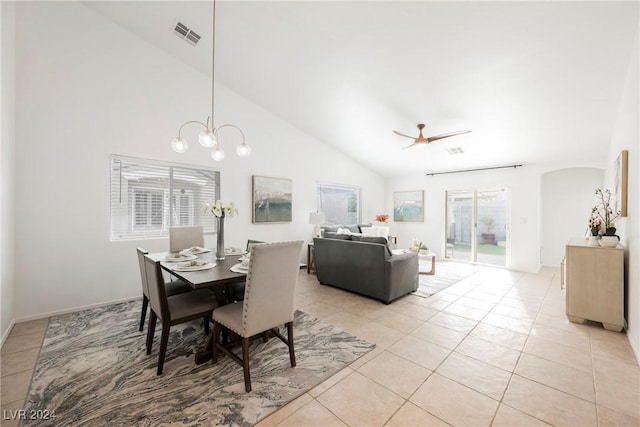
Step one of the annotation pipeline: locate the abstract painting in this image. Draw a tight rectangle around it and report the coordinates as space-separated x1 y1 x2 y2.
394 190 424 222
252 175 293 223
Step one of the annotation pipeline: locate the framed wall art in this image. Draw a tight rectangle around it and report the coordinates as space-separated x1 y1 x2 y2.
252 175 293 223
614 150 628 217
393 190 424 222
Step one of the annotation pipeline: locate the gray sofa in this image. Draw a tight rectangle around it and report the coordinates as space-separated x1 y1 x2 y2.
312 236 418 304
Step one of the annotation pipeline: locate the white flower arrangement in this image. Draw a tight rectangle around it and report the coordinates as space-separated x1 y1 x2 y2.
591 189 620 235
203 200 238 218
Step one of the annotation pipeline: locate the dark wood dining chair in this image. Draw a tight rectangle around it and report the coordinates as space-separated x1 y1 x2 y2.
143 255 219 375
136 248 193 332
212 240 304 392
169 226 204 253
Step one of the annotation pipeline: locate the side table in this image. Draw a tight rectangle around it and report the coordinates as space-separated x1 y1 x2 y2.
307 242 315 274
418 251 436 275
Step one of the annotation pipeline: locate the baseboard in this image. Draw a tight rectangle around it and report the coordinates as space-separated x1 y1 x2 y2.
1 319 16 348
13 296 140 324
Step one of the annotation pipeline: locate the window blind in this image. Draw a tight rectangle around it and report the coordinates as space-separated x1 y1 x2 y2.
110 155 219 241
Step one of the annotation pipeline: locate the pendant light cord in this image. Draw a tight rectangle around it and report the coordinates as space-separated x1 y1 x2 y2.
211 0 216 130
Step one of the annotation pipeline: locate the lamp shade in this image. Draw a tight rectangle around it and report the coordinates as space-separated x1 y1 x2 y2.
309 212 325 225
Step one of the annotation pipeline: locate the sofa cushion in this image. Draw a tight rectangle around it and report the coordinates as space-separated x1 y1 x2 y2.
351 235 392 255
324 233 352 240
323 225 341 233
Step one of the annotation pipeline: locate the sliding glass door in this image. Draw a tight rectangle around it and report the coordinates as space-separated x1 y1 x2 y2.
445 188 509 266
445 191 475 262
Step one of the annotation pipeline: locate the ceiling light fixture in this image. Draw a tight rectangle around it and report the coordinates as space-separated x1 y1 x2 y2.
171 0 250 161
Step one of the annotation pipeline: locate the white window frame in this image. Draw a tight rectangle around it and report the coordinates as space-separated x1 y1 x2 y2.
316 182 361 225
110 155 220 241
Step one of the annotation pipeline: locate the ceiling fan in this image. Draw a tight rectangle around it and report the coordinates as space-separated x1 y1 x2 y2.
393 123 471 149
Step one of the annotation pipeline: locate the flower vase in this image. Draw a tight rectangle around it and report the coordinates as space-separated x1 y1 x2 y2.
588 235 599 246
215 215 225 260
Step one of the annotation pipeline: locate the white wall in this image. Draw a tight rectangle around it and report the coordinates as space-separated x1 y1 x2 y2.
386 166 541 273
1 1 16 343
540 168 604 267
12 2 384 320
605 27 639 361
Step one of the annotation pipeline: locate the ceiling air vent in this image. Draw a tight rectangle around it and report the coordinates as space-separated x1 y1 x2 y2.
173 21 201 46
446 147 465 155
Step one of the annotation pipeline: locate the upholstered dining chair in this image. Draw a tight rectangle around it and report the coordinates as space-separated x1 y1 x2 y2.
169 225 204 253
143 254 219 375
136 248 193 332
212 240 304 392
227 239 266 302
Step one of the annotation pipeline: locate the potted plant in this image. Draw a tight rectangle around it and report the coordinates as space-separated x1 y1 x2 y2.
480 215 496 245
374 213 389 224
591 189 620 247
587 213 602 246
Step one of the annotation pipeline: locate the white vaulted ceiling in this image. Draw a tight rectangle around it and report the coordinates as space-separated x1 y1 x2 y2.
85 1 639 177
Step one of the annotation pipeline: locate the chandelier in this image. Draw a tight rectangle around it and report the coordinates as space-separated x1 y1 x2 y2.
171 0 250 161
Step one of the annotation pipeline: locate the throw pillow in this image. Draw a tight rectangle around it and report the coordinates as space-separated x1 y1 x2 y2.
344 224 360 233
357 223 373 233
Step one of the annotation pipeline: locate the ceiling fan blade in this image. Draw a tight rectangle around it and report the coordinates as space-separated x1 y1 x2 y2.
402 143 416 149
393 130 418 140
426 130 471 143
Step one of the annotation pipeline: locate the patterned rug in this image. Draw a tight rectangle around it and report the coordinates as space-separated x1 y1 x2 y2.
21 301 375 426
414 261 478 297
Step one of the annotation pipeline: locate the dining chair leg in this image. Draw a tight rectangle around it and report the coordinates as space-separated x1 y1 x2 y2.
139 295 149 331
157 323 170 375
146 311 157 355
203 315 210 335
287 321 296 367
242 337 251 392
212 321 221 363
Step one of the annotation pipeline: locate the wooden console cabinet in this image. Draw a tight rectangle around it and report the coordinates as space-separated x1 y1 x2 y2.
565 238 625 331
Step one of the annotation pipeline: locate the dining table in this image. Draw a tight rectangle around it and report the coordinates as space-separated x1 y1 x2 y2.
147 249 248 364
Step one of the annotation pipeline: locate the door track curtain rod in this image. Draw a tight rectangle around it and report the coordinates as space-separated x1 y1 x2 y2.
425 164 524 176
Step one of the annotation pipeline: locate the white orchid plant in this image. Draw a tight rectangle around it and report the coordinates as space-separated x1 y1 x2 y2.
203 200 238 218
591 189 620 236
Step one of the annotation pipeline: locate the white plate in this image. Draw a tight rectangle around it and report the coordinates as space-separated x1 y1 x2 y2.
225 247 248 256
230 263 248 274
172 262 217 272
179 247 211 255
162 254 198 262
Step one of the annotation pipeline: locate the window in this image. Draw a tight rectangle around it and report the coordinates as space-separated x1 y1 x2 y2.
110 155 219 241
316 182 361 225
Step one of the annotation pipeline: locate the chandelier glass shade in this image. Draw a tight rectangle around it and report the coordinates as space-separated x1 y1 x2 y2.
171 0 249 161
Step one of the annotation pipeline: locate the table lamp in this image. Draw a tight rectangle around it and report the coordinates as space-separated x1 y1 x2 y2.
309 212 326 238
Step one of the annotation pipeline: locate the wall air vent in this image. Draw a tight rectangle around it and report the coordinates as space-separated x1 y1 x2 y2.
446 147 465 155
173 21 201 46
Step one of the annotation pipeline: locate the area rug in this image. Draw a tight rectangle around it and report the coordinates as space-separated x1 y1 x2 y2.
414 261 478 298
21 301 375 426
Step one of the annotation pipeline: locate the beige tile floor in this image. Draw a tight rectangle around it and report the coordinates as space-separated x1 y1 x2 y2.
1 264 639 426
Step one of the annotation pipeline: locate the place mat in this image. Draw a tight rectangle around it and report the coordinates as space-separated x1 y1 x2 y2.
225 247 247 256
22 301 375 426
171 262 216 272
161 253 197 262
179 246 211 255
230 263 248 274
